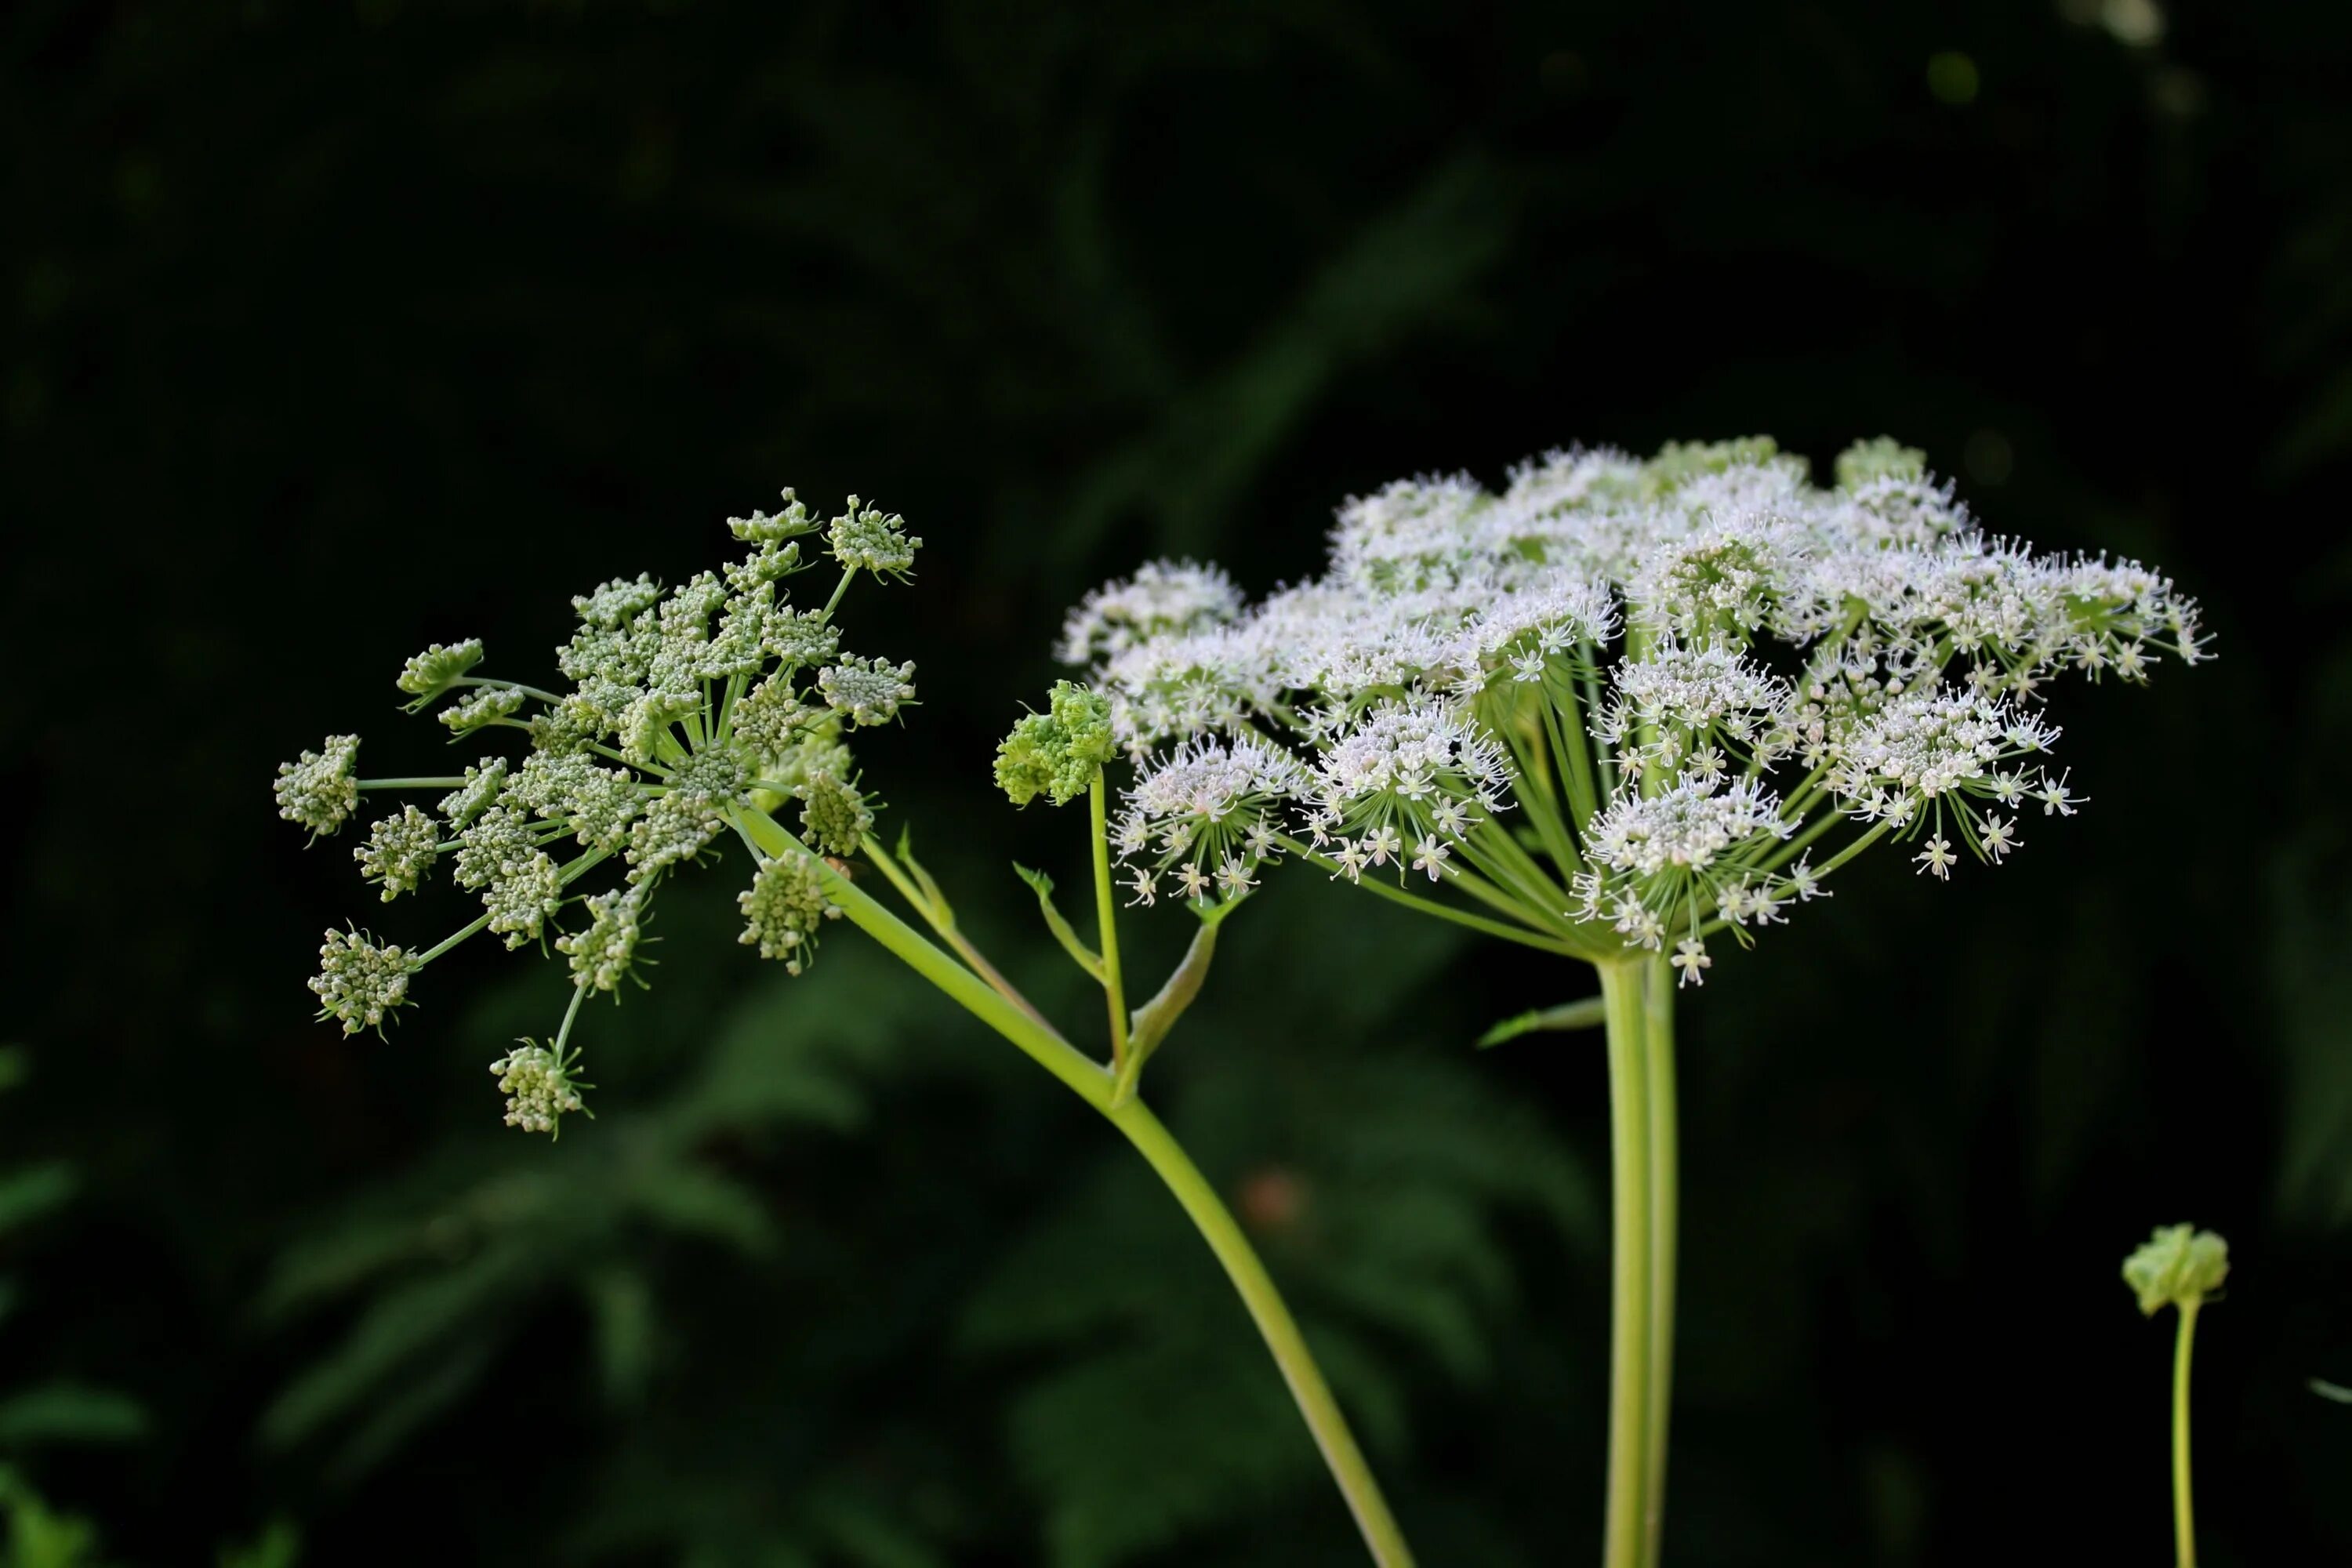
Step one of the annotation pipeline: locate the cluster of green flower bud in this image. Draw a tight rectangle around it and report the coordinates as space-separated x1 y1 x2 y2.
357 805 440 900
441 684 527 734
489 1041 589 1136
557 885 648 993
275 735 361 840
995 681 1117 808
797 771 874 857
737 854 840 975
395 639 485 706
2122 1224 2230 1317
826 495 922 578
280 485 923 1134
309 927 413 1034
816 656 918 726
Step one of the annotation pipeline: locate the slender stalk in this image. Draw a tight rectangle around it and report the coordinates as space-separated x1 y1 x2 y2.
1272 836 1585 957
1597 959 1653 1568
1090 774 1131 1072
451 673 565 706
861 835 1054 1032
1640 955 1678 1567
2173 1298 2200 1568
728 808 1413 1566
1107 1098 1416 1566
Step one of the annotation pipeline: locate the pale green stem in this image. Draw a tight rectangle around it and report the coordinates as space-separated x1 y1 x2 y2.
1105 1098 1415 1567
2174 1299 2200 1568
1640 955 1677 1568
860 835 1054 1031
1597 959 1653 1568
728 809 1414 1566
451 673 565 705
412 913 492 968
1090 774 1131 1072
357 776 467 790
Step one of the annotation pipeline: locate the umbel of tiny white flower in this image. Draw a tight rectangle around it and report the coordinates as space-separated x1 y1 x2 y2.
274 490 917 1131
1063 435 2206 982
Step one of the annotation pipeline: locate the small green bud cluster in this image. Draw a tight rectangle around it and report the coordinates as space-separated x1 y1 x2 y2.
488 1041 589 1136
396 639 485 706
440 684 528 734
737 854 840 975
557 885 648 993
797 771 873 857
309 927 413 1035
827 495 922 578
2122 1224 2230 1317
279 485 920 1133
275 735 361 839
996 681 1116 808
357 805 440 900
817 656 918 726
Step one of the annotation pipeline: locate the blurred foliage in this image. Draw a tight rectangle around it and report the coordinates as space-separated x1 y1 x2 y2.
3 0 2351 1564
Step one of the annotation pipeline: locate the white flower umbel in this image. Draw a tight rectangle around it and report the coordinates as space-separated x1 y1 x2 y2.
274 488 912 1130
1065 435 2203 975
1061 434 2205 1568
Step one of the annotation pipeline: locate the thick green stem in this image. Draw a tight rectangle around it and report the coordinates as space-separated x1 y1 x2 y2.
1640 956 1678 1567
727 808 1412 1566
1106 1099 1416 1566
2173 1299 2199 1568
1597 959 1653 1568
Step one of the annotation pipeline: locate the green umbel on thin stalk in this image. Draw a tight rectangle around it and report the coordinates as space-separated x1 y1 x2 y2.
2123 1224 2228 1568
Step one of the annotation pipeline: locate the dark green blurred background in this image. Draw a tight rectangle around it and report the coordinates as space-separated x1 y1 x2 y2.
5 1 2350 1563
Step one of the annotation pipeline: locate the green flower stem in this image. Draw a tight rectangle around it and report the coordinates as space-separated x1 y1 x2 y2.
2173 1298 2200 1568
730 808 1414 1566
1105 1097 1415 1568
860 834 1055 1033
450 674 565 706
355 776 467 790
1639 954 1677 1568
1597 956 1655 1568
1089 773 1131 1072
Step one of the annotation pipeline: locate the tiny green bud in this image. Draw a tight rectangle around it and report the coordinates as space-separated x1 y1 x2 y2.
395 639 484 706
275 735 362 840
2122 1224 2230 1317
1835 436 1929 490
995 681 1116 808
